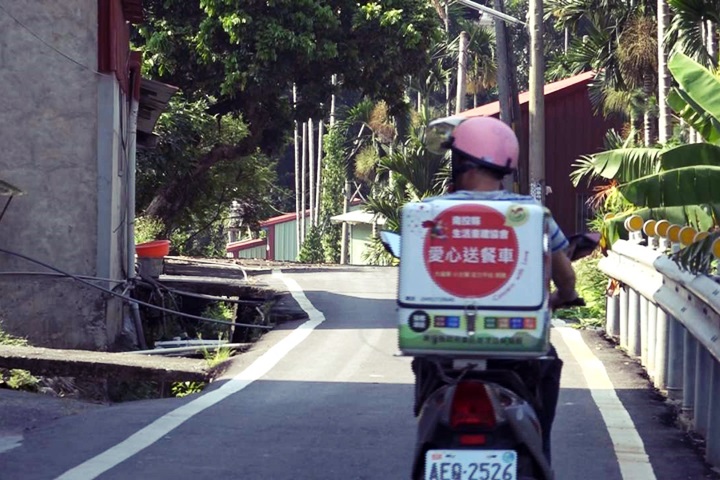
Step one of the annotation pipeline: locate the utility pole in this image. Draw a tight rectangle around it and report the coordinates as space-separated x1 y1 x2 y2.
340 180 350 265
293 85 300 251
455 0 527 193
492 5 512 125
528 0 545 203
330 75 337 127
444 1 451 116
315 120 323 226
456 31 469 114
300 122 307 246
491 0 525 193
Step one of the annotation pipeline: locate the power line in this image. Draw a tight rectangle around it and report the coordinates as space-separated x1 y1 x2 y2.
0 2 102 74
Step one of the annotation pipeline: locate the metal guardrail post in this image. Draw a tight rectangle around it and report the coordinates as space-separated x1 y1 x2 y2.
619 286 629 349
666 315 684 400
647 302 657 380
654 308 669 389
694 347 712 437
627 289 641 357
640 295 649 366
598 238 720 471
606 294 620 338
682 331 696 417
706 360 720 466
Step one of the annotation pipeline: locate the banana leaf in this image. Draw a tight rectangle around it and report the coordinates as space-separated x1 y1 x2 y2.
570 148 661 186
671 231 720 274
618 166 720 208
668 52 720 126
667 87 720 144
659 142 720 170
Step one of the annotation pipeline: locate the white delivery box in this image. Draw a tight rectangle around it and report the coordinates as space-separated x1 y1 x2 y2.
397 199 551 358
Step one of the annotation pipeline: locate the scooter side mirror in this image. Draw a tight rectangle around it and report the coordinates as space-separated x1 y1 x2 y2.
565 232 600 262
379 231 401 259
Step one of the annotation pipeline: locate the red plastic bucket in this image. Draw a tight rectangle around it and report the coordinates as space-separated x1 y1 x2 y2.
135 240 170 258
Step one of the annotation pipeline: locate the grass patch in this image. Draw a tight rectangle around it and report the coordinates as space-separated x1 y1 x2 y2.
171 381 206 398
0 327 29 346
0 368 40 392
0 326 40 392
555 253 608 329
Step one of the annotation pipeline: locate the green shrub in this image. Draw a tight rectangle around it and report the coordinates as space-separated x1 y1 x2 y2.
555 253 608 328
1 369 39 392
135 215 165 244
0 328 28 346
298 226 325 264
362 236 398 266
171 381 205 398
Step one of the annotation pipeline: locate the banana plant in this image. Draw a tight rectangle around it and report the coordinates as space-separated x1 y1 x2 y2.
572 53 720 254
666 52 720 143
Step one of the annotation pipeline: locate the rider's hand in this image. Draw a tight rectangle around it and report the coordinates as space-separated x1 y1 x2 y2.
549 289 581 310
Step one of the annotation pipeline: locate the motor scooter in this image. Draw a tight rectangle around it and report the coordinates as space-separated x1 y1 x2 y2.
381 231 599 480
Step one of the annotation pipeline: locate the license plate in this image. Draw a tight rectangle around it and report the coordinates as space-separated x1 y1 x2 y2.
424 450 517 480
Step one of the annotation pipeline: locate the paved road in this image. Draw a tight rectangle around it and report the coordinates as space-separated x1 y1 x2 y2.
0 267 717 479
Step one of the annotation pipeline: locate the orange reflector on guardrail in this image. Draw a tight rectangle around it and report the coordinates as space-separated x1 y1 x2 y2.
712 238 720 258
667 225 681 243
695 231 710 243
625 215 643 232
643 220 657 237
655 220 670 238
679 226 697 246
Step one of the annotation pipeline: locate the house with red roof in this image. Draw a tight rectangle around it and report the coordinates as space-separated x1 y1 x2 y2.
460 71 621 236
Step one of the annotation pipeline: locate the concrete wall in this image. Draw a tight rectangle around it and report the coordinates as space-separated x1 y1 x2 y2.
0 1 126 349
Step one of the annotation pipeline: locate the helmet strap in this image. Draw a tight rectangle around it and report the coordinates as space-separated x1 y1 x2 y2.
450 149 511 183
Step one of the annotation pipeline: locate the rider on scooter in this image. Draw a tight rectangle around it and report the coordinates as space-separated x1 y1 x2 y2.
413 115 580 463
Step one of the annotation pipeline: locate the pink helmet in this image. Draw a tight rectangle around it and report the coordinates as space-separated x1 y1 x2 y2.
449 116 519 175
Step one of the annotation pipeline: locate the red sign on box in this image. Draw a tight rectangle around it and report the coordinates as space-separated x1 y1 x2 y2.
422 204 519 297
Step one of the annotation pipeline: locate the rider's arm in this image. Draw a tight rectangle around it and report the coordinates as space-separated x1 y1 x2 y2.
551 250 577 303
547 217 579 305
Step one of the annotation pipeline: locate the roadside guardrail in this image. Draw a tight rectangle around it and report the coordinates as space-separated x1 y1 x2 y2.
598 216 720 468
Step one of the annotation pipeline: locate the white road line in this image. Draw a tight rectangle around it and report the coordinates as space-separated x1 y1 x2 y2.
57 270 323 480
0 434 23 454
557 327 656 480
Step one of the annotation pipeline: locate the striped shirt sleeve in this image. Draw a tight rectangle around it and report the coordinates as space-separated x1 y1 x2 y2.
548 217 569 252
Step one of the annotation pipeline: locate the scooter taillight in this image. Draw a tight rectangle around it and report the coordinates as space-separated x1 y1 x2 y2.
450 382 496 429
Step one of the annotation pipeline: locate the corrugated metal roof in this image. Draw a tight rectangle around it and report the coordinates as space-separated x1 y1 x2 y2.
459 71 597 118
137 78 179 147
226 238 266 253
260 210 312 227
330 210 386 225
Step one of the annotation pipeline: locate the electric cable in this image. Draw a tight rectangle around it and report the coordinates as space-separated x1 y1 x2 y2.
0 2 102 74
0 196 14 224
0 248 272 330
0 271 126 284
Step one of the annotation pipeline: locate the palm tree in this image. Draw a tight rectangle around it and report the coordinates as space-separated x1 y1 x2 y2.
362 107 449 264
547 0 659 144
664 0 720 143
457 17 498 108
616 14 658 144
658 0 672 143
666 0 720 68
572 53 720 252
